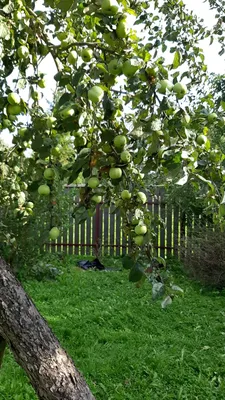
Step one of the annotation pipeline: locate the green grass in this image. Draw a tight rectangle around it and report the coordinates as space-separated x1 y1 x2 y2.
1 256 225 399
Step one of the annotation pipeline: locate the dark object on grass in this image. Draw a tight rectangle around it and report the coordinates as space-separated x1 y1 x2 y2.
77 258 105 271
77 258 121 272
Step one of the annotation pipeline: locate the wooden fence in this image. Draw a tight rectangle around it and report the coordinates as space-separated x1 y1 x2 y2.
46 188 207 258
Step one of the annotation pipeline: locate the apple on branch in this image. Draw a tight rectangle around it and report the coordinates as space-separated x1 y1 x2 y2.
101 0 119 15
108 59 123 75
81 48 93 62
157 79 173 94
122 59 140 78
116 18 129 39
173 82 187 99
88 86 104 104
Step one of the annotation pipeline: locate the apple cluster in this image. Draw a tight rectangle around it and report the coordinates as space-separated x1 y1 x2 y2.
37 168 60 240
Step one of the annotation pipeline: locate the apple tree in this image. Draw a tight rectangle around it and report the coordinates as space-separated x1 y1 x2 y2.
0 0 225 398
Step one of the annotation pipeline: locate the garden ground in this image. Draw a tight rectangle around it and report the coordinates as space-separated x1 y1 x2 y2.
1 256 225 399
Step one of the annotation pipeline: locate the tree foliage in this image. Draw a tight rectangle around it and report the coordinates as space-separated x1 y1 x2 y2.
0 0 225 272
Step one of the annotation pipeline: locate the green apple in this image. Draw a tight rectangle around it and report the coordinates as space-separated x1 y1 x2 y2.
102 143 112 153
9 114 17 122
88 177 100 189
46 116 57 128
38 184 50 195
26 202 34 209
60 105 75 119
81 48 93 62
121 190 131 200
17 45 29 59
157 79 173 94
74 136 87 147
31 91 42 101
113 134 127 148
133 235 144 246
7 92 20 105
208 112 217 122
116 18 129 39
67 50 77 65
109 167 122 179
103 32 117 47
7 104 22 115
3 119 12 128
120 150 131 163
18 127 27 137
135 224 147 235
122 59 140 78
49 227 60 240
37 79 46 88
173 82 187 99
137 192 147 204
196 134 207 145
101 0 119 15
44 168 55 180
131 216 139 225
108 59 123 75
88 86 104 104
88 208 96 217
91 195 102 203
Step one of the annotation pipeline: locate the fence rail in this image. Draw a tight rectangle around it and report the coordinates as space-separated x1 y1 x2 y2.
46 189 207 258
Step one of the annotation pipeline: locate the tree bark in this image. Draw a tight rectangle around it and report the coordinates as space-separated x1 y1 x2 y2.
0 257 95 400
0 335 6 368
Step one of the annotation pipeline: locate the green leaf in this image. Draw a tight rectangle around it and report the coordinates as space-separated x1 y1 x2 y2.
122 255 135 270
58 93 72 108
129 263 144 282
0 18 10 40
56 0 73 11
172 51 181 69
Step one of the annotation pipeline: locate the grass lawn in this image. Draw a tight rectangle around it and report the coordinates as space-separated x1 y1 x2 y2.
1 256 225 399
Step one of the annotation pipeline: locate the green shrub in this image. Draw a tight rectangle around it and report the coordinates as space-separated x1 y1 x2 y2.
181 226 225 289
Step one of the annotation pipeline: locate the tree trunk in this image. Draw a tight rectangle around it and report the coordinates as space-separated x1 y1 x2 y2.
0 257 95 400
